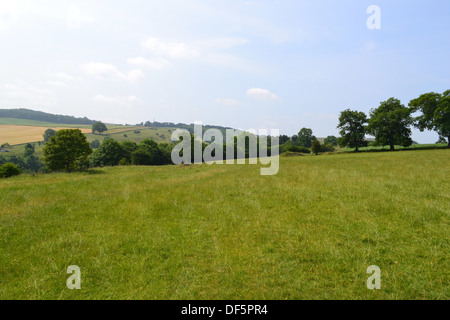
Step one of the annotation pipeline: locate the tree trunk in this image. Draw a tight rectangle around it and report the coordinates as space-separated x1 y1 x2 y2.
390 144 395 151
448 136 450 149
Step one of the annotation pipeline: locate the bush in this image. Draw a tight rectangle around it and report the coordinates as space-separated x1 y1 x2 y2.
281 144 310 154
311 140 321 155
321 143 335 152
90 139 101 149
0 163 21 178
280 152 304 157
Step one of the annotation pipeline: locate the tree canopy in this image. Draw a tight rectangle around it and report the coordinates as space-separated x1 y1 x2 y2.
337 109 368 152
297 128 316 148
409 90 450 148
367 98 413 151
43 129 92 172
92 121 108 134
43 128 56 142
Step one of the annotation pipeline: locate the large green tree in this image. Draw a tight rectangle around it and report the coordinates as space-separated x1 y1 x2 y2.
297 128 316 148
337 109 368 152
409 90 450 148
92 121 108 134
367 98 413 151
43 129 92 171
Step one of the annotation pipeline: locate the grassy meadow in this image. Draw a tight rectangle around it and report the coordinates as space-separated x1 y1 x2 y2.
0 150 449 300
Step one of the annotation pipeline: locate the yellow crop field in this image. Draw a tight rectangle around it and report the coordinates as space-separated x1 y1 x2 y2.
0 125 91 146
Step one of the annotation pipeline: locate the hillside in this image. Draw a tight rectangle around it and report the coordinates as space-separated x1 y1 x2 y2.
0 150 448 299
0 109 97 125
0 108 240 147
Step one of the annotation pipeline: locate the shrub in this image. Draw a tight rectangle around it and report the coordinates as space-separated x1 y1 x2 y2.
281 144 310 154
0 163 21 178
280 152 304 157
321 143 335 152
311 140 321 155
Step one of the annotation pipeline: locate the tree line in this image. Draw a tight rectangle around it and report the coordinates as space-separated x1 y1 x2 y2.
337 90 449 152
0 89 448 177
0 108 96 125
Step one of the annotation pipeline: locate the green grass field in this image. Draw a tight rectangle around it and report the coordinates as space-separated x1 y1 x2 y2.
0 150 449 300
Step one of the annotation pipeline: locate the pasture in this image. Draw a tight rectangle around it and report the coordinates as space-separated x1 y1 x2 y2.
0 150 448 299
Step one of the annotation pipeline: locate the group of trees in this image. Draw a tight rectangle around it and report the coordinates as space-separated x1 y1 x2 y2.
1 89 448 176
91 138 173 167
0 142 45 173
278 128 338 155
39 128 174 172
338 90 450 152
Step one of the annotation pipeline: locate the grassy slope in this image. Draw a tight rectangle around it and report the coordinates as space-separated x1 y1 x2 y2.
0 150 449 300
0 118 94 128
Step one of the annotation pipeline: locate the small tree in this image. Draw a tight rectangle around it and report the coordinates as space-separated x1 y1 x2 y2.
298 128 316 148
311 140 321 155
337 109 368 152
324 136 338 146
43 129 92 172
43 129 56 142
90 139 101 149
0 163 21 178
92 121 108 134
24 143 35 157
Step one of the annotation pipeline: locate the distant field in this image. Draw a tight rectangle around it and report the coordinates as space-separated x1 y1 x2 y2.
1 126 177 157
0 118 93 128
0 150 448 299
0 125 92 146
0 118 151 147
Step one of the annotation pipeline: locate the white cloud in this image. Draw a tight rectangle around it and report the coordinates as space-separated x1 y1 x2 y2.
215 98 241 107
94 94 141 108
82 63 144 82
126 57 171 70
66 6 93 30
247 88 278 101
47 72 79 81
142 37 199 58
46 81 66 87
1 81 56 107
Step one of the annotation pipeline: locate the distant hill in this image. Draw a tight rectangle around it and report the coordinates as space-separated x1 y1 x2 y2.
0 108 240 139
0 108 97 125
141 121 237 138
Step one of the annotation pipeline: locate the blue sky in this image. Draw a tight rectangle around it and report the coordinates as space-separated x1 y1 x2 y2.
0 0 449 142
